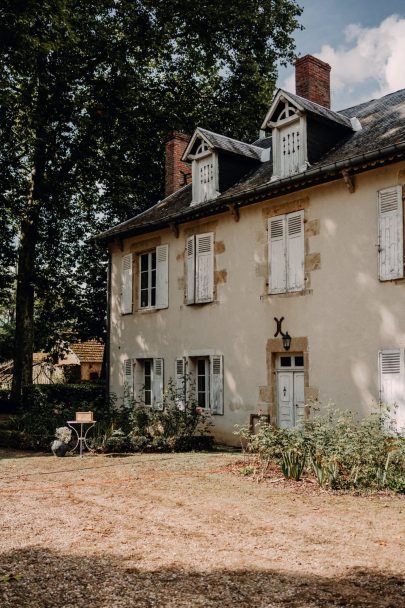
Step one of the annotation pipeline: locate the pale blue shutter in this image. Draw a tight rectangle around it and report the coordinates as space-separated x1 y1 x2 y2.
210 355 224 415
287 210 305 292
378 186 403 280
196 233 214 303
268 216 287 294
186 236 195 304
121 254 133 314
156 244 169 309
153 358 164 410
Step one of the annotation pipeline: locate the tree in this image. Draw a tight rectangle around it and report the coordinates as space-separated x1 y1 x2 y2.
0 0 303 404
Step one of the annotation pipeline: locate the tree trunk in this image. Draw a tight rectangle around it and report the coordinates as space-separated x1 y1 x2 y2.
11 58 48 406
10 168 41 406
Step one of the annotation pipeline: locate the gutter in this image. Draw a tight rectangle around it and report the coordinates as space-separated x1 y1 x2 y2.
96 140 405 243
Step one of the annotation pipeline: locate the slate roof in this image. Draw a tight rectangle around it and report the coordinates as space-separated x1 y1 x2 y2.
196 128 263 160
278 89 353 129
70 340 105 363
96 88 405 242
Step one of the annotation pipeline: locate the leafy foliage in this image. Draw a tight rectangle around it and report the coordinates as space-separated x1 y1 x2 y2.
236 406 405 492
0 0 303 390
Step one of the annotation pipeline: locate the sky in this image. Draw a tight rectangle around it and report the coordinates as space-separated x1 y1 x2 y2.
278 0 405 110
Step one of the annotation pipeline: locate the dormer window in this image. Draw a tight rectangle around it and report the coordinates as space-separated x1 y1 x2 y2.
270 98 306 179
191 142 219 204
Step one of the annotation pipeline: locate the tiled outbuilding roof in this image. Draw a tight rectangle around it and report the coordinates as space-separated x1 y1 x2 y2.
96 88 405 242
70 340 105 363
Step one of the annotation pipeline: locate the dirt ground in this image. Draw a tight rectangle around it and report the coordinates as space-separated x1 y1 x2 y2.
0 450 404 608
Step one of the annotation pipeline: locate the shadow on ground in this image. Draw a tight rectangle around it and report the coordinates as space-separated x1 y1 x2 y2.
0 548 403 607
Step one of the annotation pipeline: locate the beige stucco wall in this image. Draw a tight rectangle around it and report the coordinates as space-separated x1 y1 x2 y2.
109 162 405 444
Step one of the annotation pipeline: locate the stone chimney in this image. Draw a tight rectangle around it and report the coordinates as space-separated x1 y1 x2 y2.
295 55 331 109
165 132 191 197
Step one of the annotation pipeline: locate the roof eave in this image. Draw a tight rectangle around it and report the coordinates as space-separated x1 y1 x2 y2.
96 141 405 244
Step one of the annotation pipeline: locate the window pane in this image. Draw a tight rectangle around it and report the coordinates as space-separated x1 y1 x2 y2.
151 251 156 270
140 271 149 290
197 359 206 375
198 375 205 392
295 356 304 367
144 390 152 406
280 356 291 367
197 391 206 408
151 288 156 307
151 269 156 288
140 289 149 308
140 254 148 272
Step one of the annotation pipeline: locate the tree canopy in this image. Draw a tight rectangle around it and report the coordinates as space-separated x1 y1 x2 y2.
0 0 303 399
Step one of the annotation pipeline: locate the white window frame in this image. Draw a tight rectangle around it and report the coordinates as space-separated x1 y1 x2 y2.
128 356 164 409
184 353 224 415
138 245 169 310
191 149 219 204
139 251 156 309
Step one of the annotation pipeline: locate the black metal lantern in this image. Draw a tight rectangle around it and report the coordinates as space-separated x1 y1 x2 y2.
282 331 292 351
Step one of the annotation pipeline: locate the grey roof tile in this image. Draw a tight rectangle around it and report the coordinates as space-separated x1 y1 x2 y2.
198 128 263 159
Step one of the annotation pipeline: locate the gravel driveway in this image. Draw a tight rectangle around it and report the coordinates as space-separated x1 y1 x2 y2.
0 450 404 607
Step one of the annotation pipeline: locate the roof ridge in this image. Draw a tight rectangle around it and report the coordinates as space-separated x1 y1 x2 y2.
198 127 263 151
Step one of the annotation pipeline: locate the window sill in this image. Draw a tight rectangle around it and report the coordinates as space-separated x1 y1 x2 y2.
262 289 312 299
137 307 159 314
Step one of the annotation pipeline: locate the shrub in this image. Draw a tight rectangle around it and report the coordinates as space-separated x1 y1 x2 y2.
235 405 405 492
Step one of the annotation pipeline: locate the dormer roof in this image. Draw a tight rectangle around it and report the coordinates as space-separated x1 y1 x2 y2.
261 89 353 131
182 127 263 161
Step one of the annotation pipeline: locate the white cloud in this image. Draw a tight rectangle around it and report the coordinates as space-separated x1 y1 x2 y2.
281 15 405 107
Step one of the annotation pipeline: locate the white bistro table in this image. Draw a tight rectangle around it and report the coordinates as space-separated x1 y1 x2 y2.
67 420 97 457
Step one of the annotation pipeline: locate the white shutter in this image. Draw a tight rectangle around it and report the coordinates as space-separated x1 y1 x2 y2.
186 236 195 304
175 357 186 402
210 355 223 415
196 232 214 303
156 244 169 309
277 372 294 428
123 359 134 406
153 358 164 410
268 216 287 294
121 254 133 314
379 349 405 430
280 122 301 177
287 210 305 292
378 186 403 280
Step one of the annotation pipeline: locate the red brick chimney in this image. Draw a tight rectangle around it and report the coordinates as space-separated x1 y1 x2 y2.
295 55 331 109
165 132 191 197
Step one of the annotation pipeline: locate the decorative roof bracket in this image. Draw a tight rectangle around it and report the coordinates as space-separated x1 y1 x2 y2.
169 222 179 238
341 169 355 193
226 203 240 222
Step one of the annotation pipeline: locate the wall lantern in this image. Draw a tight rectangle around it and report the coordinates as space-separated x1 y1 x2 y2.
282 331 292 351
274 317 292 351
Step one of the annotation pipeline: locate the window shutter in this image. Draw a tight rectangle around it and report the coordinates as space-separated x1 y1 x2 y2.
268 216 287 294
156 244 169 309
378 186 403 280
286 210 305 292
378 349 405 429
196 232 214 303
121 254 133 314
175 357 186 402
210 355 224 415
123 359 134 406
153 358 164 410
186 236 195 304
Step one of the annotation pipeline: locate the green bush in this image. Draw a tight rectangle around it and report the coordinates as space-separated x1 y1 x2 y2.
8 384 121 450
98 377 213 454
235 406 405 492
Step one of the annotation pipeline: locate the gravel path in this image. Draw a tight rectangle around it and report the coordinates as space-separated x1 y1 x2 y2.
0 450 404 607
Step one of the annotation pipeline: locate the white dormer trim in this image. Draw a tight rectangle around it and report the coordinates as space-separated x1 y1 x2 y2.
260 90 305 131
263 92 309 180
191 149 219 205
182 128 214 162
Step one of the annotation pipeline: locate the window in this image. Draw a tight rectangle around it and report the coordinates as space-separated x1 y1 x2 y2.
378 349 405 430
176 355 224 414
186 233 214 304
268 210 304 294
378 186 403 281
123 357 164 409
138 245 169 310
196 358 209 408
191 146 218 204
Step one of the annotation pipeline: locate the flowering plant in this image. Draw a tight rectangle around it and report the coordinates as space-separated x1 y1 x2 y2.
55 426 72 444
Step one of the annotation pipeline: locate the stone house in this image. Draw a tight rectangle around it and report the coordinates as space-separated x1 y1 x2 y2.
97 55 405 444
